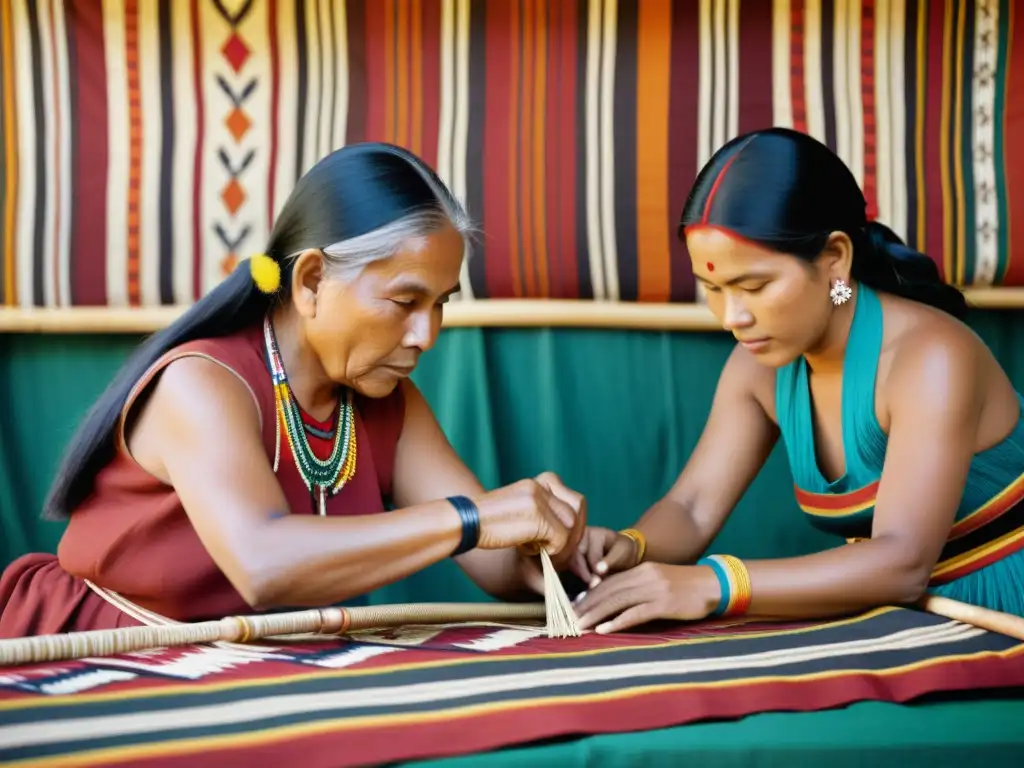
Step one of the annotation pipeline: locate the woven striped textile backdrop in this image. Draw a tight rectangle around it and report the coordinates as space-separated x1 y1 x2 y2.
1 0 1023 310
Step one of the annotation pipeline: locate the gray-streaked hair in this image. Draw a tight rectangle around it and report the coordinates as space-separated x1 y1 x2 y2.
319 203 475 283
287 167 476 284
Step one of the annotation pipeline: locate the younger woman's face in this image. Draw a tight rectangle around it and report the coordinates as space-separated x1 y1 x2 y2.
306 223 465 397
685 226 839 368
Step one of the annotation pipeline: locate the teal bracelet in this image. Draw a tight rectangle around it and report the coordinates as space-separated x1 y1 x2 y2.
697 556 731 617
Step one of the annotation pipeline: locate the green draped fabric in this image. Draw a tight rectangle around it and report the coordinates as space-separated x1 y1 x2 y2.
3 309 1024 595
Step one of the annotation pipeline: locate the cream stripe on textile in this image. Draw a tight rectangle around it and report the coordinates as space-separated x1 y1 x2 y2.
884 0 908 239
771 0 794 129
101 0 128 307
452 0 474 300
803 0 826 143
598 0 619 301
138 0 163 307
972 0 1001 286
845 0 865 188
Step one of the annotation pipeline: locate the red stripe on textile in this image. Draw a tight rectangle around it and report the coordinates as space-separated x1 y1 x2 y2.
790 0 807 134
949 472 1024 540
547 0 579 298
860 1 878 222
68 0 107 306
417 0 442 171
923 0 946 279
794 480 880 512
482 0 515 297
125 0 141 305
1003 1 1024 286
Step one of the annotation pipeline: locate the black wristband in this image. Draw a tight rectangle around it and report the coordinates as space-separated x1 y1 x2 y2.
448 495 480 556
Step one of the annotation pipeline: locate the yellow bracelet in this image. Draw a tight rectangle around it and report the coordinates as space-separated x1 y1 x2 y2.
618 528 647 565
697 554 752 617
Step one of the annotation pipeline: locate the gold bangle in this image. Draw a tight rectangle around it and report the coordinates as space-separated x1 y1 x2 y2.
718 555 752 616
619 528 647 565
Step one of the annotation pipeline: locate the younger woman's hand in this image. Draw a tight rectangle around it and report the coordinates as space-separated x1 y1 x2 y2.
574 562 721 634
573 526 644 587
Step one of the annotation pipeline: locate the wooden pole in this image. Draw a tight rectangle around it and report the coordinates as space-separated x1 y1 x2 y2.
2 289 1022 334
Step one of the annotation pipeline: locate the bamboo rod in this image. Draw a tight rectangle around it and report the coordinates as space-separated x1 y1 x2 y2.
1 288 1022 334
917 594 1024 641
0 602 549 667
1 594 1019 668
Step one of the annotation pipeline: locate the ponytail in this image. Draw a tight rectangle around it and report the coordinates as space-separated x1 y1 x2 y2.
854 222 968 320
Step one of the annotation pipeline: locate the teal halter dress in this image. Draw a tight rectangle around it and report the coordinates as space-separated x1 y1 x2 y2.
775 284 1024 617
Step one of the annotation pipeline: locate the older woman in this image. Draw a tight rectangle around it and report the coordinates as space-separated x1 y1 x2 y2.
574 127 1024 634
0 143 585 637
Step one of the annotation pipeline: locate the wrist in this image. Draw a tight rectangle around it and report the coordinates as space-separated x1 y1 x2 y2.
695 554 752 618
618 528 647 566
447 495 480 556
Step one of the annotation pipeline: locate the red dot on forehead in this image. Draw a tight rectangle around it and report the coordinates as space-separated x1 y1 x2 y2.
706 262 715 272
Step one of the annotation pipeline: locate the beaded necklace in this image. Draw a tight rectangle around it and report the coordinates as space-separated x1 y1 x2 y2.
263 316 358 515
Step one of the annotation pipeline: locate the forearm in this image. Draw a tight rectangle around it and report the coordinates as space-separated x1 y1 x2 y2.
224 499 464 609
632 498 716 566
737 538 930 619
455 548 536 601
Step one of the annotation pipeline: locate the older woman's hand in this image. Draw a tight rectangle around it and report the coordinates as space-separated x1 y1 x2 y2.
474 472 587 569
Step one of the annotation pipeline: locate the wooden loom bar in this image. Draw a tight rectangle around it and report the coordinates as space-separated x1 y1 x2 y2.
1 289 1023 334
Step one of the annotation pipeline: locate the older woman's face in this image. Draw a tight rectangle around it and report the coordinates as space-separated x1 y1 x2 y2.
310 223 465 397
685 226 835 368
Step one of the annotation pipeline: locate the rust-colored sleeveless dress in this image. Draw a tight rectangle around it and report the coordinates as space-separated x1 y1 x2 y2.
0 324 406 637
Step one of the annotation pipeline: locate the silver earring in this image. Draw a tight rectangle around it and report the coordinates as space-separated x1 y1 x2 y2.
830 278 852 306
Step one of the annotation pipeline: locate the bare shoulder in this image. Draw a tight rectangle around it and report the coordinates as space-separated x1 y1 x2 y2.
879 295 987 394
148 354 261 426
127 354 263 477
877 294 1017 444
719 343 778 422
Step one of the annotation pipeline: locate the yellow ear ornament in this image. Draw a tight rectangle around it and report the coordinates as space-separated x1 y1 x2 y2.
250 253 282 294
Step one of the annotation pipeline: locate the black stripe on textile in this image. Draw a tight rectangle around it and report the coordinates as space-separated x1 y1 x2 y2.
158 0 175 304
806 511 873 539
820 0 837 153
465 0 489 297
612 0 638 301
938 497 1024 563
293 0 308 182
25 0 45 306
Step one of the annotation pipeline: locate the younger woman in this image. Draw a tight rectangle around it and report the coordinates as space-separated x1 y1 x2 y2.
575 128 1024 634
